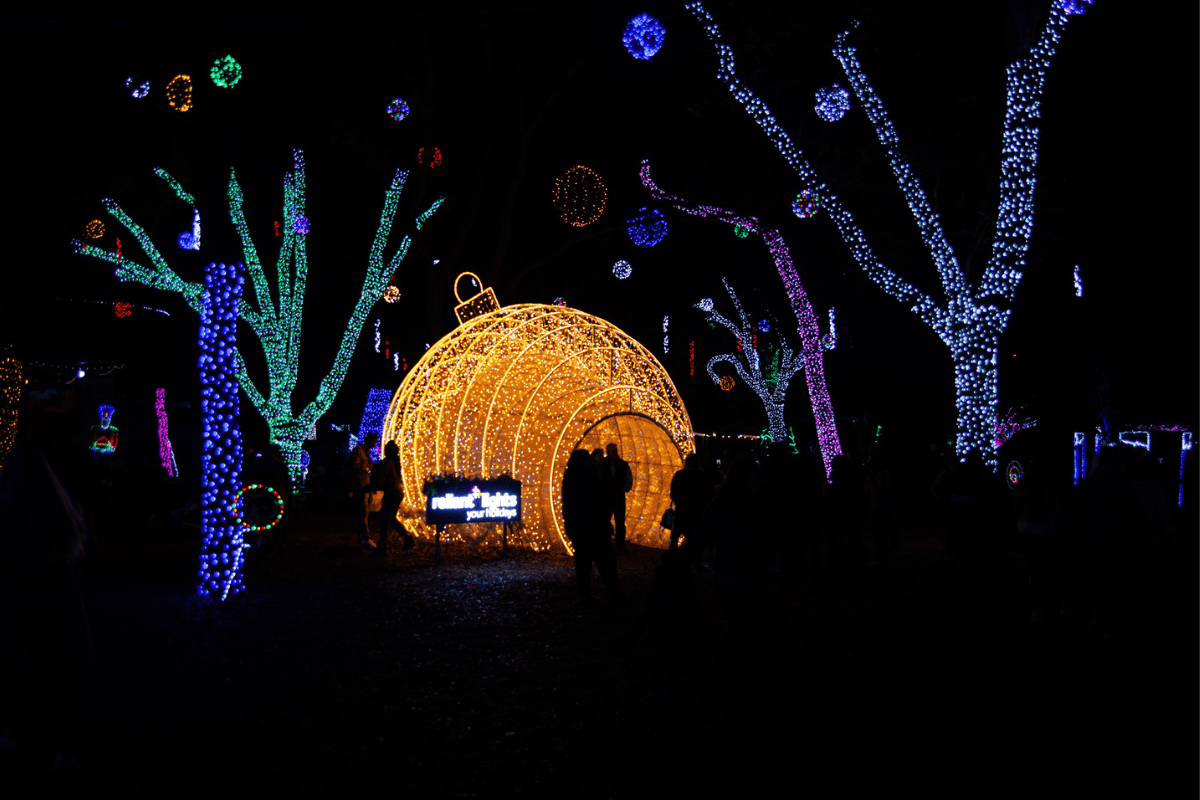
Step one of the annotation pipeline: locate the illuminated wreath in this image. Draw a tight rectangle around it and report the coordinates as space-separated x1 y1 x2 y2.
386 98 410 122
234 484 285 531
792 190 821 219
719 375 736 392
551 166 607 227
166 74 193 112
84 220 105 239
210 55 243 88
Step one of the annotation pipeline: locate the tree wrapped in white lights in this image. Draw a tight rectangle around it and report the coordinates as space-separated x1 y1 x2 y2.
683 0 1092 466
73 149 443 480
697 278 833 447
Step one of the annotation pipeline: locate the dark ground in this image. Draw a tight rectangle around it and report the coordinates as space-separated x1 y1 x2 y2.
7 502 1192 798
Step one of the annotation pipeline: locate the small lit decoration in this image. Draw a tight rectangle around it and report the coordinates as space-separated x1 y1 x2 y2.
198 260 246 601
1073 431 1085 486
662 315 669 353
393 353 400 371
613 260 632 280
1118 431 1151 451
791 190 821 219
381 276 694 555
1006 460 1023 489
155 388 177 477
210 55 243 88
417 147 442 168
1073 264 1083 298
383 285 401 303
359 388 391 461
234 484 284 532
733 224 750 238
719 375 735 391
758 319 770 332
115 238 121 256
166 74 193 112
114 302 132 318
294 216 310 235
623 13 666 60
552 166 608 227
627 207 668 247
814 84 851 122
73 149 444 483
689 340 695 376
85 220 105 239
90 404 119 454
696 278 808 444
1180 432 1192 508
374 319 382 353
0 346 20 469
453 272 501 325
177 209 202 251
274 220 279 237
386 97 410 122
994 406 1036 449
641 161 842 476
553 296 567 306
126 77 150 98
682 0 1089 468
823 307 838 350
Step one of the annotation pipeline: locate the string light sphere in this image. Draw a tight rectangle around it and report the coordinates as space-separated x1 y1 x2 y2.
733 224 750 238
417 147 442 168
814 84 851 121
627 207 668 247
210 55 243 88
234 484 284 531
85 220 105 239
294 216 310 235
383 285 401 303
381 287 694 555
758 319 770 332
613 260 632 279
166 74 193 112
719 375 735 391
553 296 567 306
114 302 132 318
791 190 821 219
552 166 608 227
386 98 410 122
623 13 666 60
126 77 150 98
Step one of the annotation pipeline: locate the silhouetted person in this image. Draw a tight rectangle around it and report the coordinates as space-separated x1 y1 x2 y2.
367 441 404 558
630 547 699 714
0 439 92 775
601 442 633 550
669 453 710 552
1014 449 1068 625
590 447 605 479
349 432 379 547
562 449 622 605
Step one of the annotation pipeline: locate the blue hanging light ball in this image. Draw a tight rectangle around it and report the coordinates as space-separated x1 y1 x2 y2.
814 84 851 122
623 14 666 60
626 207 668 248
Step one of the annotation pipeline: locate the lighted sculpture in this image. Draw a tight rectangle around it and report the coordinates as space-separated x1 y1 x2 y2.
381 274 694 554
0 346 20 468
90 404 119 454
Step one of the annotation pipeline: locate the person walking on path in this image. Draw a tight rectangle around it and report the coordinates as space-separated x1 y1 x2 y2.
669 453 711 552
562 449 623 606
366 441 404 558
349 432 378 548
602 443 633 550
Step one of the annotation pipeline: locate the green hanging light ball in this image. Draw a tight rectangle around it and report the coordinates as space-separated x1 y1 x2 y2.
210 55 243 88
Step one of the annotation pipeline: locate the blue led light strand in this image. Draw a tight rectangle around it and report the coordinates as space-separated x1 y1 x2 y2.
198 261 246 601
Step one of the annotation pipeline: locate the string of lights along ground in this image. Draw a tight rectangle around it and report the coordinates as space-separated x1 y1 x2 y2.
641 160 841 477
381 279 693 555
73 149 444 481
198 261 246 601
682 0 1090 468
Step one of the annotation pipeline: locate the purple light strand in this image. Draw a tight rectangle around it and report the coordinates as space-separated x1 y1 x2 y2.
641 159 842 477
155 388 176 477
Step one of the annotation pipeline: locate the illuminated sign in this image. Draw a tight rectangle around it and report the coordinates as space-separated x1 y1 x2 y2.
424 477 521 526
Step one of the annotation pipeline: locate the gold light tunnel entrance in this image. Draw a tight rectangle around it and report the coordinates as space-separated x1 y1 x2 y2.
380 299 694 555
569 413 684 551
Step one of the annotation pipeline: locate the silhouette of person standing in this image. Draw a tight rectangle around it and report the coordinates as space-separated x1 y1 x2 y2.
602 442 633 550
367 441 404 558
669 453 710 552
349 431 378 547
562 450 622 605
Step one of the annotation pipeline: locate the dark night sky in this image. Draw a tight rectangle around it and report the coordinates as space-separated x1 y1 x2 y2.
2 1 1195 455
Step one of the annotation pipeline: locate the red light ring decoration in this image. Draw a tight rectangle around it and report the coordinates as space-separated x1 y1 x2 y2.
234 483 285 531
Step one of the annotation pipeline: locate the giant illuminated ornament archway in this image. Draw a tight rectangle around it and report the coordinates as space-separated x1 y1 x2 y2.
381 274 694 554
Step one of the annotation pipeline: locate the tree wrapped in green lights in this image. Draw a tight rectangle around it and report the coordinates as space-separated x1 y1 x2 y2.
74 149 443 480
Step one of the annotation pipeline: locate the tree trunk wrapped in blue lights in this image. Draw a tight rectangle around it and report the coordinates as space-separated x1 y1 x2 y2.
198 261 246 601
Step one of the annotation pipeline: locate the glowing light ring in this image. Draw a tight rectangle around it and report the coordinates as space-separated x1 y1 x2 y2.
814 84 851 122
383 285 401 303
233 484 284 531
613 260 632 279
719 375 735 391
627 207 668 247
85 220 105 239
166 74 193 112
791 190 821 219
386 98 410 122
380 303 694 556
1006 460 1023 489
623 13 666 60
552 165 608 227
210 55 243 88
